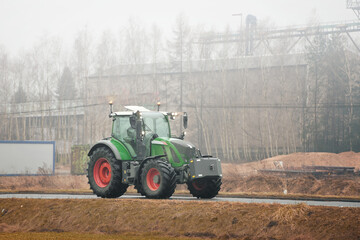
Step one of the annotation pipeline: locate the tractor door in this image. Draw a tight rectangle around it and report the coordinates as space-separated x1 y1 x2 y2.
112 116 137 157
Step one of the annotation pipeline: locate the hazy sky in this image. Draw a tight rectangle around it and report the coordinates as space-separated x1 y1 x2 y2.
0 0 354 54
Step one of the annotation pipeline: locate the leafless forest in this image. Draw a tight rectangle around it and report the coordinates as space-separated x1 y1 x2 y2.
1 15 359 164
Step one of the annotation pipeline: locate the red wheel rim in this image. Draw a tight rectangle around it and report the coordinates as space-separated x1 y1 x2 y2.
93 158 112 188
146 168 161 191
192 180 206 191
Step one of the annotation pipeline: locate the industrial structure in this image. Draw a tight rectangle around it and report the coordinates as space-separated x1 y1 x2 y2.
0 100 86 163
1 2 359 164
347 0 360 20
196 19 360 56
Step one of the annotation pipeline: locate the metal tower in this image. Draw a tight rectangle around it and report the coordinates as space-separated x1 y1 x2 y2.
347 0 360 20
196 21 360 56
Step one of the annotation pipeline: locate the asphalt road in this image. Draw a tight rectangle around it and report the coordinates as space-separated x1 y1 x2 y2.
1 193 359 208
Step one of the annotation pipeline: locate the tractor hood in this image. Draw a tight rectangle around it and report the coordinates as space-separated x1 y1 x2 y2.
152 137 200 162
169 138 200 160
170 138 197 155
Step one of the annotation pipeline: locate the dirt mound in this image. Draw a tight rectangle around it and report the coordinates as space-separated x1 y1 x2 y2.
221 175 360 196
0 199 359 239
219 152 360 197
223 151 360 176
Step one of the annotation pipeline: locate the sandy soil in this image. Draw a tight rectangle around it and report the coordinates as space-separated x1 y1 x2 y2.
222 151 360 176
0 198 359 239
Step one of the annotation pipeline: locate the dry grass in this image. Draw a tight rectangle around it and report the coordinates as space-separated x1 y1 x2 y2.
0 198 359 239
272 203 311 229
218 191 360 201
0 232 200 240
0 175 89 192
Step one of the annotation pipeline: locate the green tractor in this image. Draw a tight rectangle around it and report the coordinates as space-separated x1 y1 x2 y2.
87 103 222 199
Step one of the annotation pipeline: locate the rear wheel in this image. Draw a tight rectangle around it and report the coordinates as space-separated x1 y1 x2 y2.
140 159 176 199
187 178 222 199
87 147 128 198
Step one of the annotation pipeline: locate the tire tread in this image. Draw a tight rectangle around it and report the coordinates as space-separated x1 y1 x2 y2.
187 178 222 199
140 159 176 199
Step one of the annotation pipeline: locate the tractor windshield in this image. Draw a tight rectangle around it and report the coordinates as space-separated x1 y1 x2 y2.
142 112 170 138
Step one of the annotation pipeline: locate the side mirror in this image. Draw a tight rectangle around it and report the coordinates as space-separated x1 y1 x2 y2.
183 112 188 129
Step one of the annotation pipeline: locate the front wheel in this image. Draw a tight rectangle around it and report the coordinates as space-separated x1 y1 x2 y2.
140 159 176 199
187 178 222 199
87 147 128 198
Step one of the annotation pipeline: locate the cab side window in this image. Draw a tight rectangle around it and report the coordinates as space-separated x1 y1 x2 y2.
112 116 131 141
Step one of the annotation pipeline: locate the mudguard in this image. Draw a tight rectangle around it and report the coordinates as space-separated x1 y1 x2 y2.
88 139 122 160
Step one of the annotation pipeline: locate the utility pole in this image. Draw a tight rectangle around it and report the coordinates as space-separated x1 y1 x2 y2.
180 28 183 134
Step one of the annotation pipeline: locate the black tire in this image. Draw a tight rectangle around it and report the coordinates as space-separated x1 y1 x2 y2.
187 178 222 199
87 147 128 198
140 159 177 199
135 183 146 196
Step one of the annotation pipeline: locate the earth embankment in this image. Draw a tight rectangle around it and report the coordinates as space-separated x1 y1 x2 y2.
0 198 359 239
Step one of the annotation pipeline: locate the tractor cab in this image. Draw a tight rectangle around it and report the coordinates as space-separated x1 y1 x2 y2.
109 106 188 160
112 111 167 156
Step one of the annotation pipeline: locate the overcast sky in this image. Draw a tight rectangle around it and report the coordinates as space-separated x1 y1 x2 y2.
0 0 355 54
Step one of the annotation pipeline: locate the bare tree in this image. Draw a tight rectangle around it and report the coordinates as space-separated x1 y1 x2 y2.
0 46 11 140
